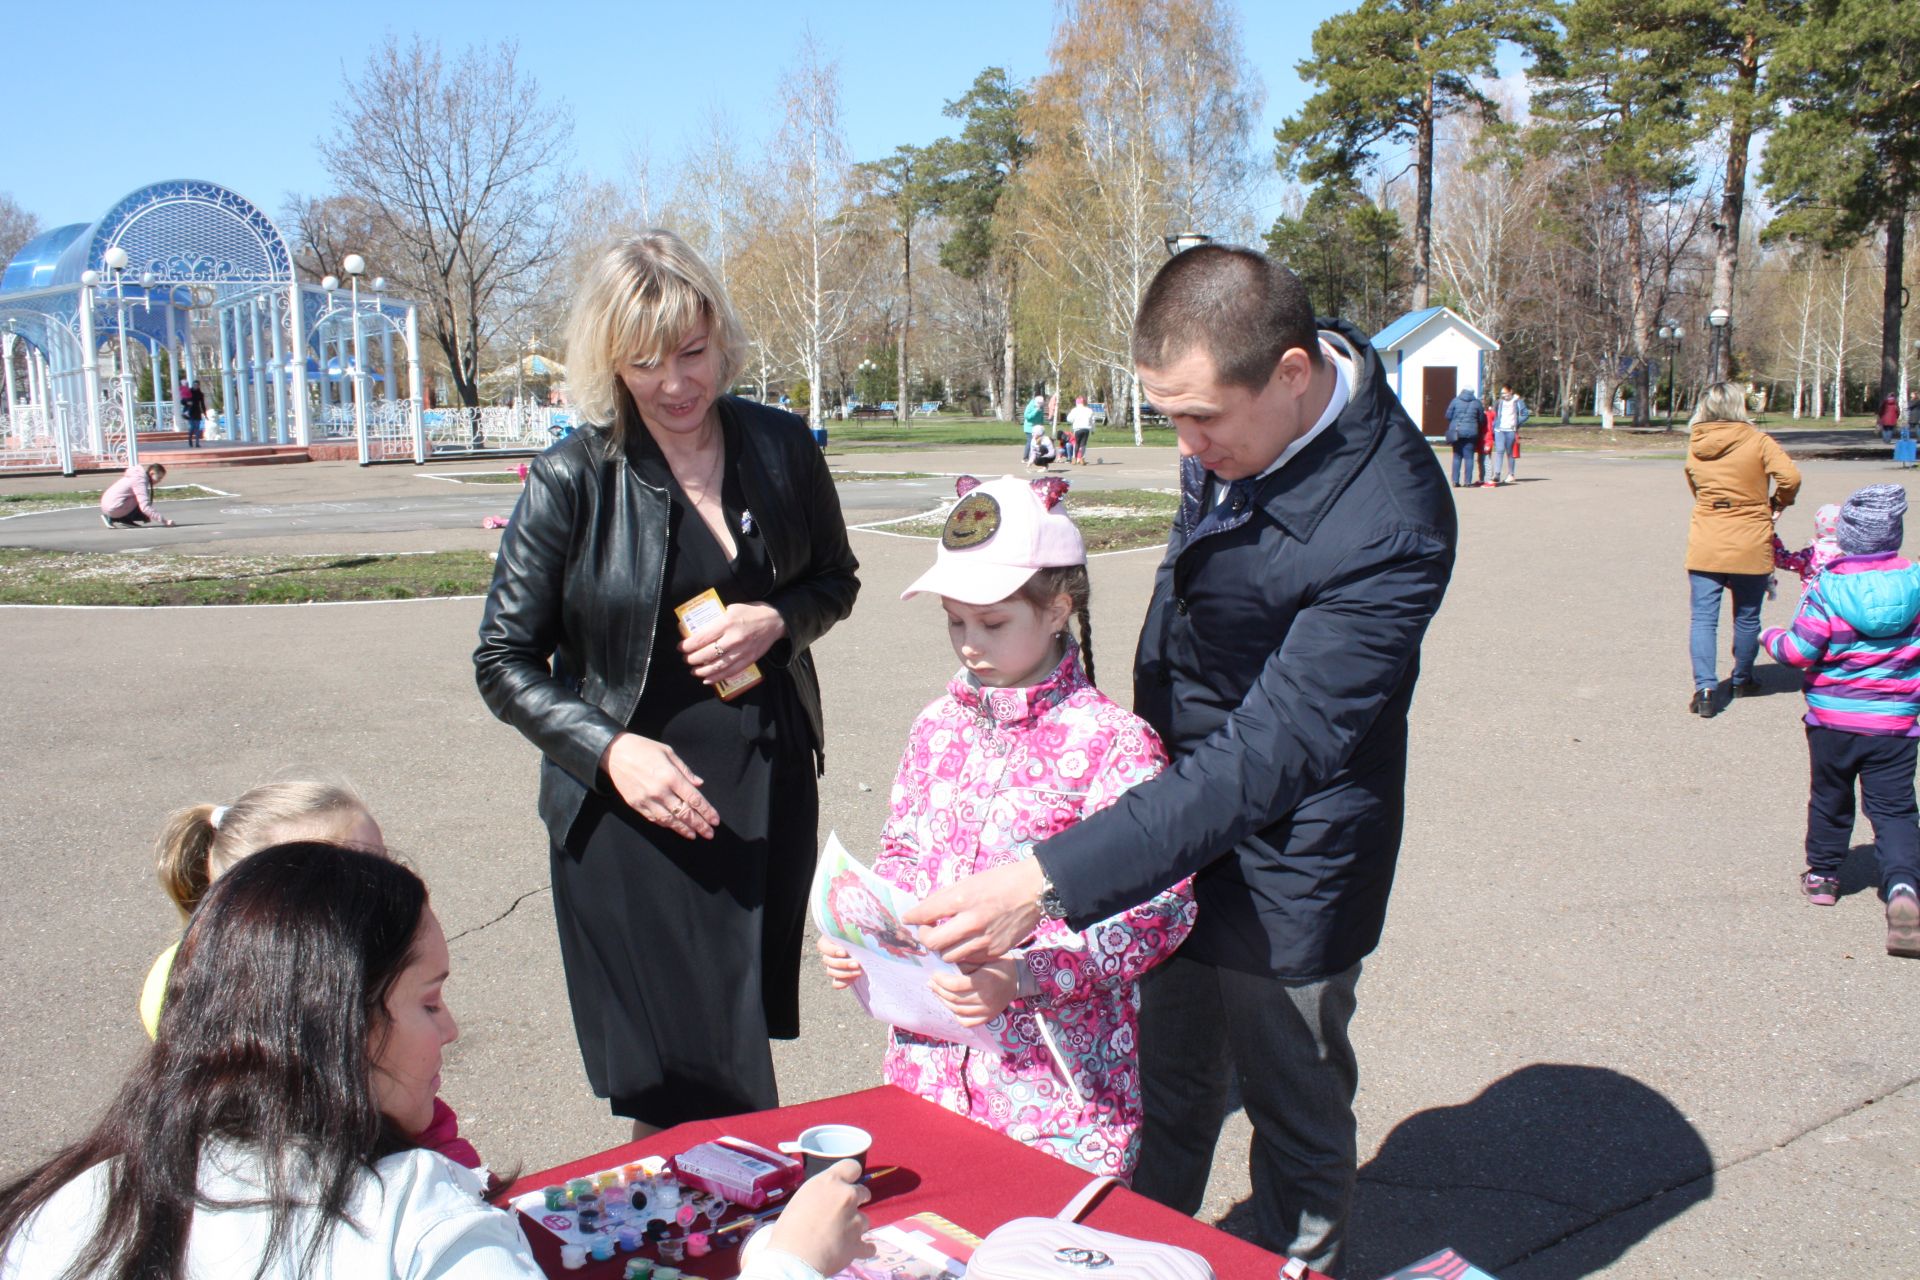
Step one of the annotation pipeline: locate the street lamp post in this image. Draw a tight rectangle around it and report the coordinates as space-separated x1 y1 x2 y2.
76 270 105 461
343 253 369 465
1707 306 1731 383
102 246 140 468
515 333 529 416
1657 322 1684 427
138 270 165 428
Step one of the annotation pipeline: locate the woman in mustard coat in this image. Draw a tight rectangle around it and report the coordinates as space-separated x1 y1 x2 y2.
1684 382 1801 717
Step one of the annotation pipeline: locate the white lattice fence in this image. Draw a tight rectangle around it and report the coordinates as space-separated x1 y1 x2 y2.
368 401 417 461
424 406 561 453
0 405 64 471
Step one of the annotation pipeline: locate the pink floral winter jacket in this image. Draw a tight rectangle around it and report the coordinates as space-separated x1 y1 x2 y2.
874 642 1196 1177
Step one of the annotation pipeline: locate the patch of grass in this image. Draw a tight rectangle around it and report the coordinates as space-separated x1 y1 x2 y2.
0 549 497 607
830 469 938 482
0 485 223 516
433 472 526 484
888 487 1177 554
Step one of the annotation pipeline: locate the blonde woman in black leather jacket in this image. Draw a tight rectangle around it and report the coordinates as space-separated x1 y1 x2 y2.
475 231 859 1136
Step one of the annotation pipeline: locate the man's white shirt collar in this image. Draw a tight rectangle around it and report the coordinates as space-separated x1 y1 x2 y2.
1216 334 1354 502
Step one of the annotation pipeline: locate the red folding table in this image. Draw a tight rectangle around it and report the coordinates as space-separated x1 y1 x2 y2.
500 1085 1297 1279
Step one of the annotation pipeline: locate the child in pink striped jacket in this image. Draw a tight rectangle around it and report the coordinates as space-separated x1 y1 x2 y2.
818 476 1196 1178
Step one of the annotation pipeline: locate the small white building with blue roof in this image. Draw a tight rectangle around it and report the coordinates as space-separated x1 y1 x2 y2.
1370 306 1499 438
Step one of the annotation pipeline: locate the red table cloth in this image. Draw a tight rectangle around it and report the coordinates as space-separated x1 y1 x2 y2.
500 1085 1292 1279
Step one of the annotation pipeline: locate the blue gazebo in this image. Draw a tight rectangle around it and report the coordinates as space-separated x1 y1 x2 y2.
0 179 422 472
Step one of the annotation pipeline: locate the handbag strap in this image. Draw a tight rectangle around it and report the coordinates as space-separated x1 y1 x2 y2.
1055 1175 1121 1223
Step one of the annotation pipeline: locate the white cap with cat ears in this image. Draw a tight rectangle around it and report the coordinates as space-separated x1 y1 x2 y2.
901 474 1085 605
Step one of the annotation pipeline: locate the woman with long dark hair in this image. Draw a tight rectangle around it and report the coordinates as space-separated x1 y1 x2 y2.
0 842 531 1278
0 842 876 1280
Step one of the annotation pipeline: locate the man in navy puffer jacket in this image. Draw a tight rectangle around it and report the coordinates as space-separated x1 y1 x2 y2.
1443 387 1483 487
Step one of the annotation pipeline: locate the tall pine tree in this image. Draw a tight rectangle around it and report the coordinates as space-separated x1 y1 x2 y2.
927 69 1033 421
1535 0 1712 426
1763 0 1920 405
1276 0 1555 310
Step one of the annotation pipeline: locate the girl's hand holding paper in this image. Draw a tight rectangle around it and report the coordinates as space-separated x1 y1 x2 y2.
816 936 865 989
928 960 1019 1027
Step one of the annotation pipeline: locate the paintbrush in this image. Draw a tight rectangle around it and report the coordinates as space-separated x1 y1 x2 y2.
711 1166 904 1239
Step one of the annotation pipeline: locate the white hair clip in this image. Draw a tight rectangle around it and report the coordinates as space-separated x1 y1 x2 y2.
209 805 230 830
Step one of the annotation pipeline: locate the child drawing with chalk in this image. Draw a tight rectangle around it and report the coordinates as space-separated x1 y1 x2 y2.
817 475 1196 1178
143 781 485 1172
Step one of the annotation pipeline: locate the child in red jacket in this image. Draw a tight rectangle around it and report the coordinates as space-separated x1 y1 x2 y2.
1476 404 1497 486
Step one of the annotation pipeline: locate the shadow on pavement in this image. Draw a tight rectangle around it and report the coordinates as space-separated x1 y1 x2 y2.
1740 663 1802 699
1836 842 1887 901
1231 1063 1713 1279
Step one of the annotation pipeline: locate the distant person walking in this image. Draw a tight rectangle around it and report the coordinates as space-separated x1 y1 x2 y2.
1066 396 1095 466
1683 381 1800 717
1493 385 1529 485
1476 401 1496 486
1878 393 1902 443
185 381 207 448
1444 387 1483 488
99 462 175 528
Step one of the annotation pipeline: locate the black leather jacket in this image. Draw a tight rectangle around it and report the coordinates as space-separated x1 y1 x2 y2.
474 396 861 845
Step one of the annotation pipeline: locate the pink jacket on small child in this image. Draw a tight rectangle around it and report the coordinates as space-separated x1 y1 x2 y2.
99 464 160 521
874 642 1196 1179
1774 503 1844 595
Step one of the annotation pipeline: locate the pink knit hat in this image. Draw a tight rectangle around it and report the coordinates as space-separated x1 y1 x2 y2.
901 475 1085 604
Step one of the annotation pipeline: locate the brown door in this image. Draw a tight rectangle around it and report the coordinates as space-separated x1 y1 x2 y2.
1422 366 1456 436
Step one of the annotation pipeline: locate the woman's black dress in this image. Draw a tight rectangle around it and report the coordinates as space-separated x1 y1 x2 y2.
549 418 817 1127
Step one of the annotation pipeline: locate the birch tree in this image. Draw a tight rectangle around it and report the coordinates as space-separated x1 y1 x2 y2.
1023 0 1258 442
0 194 38 270
762 38 860 431
320 37 573 407
1536 0 1707 426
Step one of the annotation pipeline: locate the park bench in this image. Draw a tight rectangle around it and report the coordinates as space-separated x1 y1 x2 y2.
912 401 942 417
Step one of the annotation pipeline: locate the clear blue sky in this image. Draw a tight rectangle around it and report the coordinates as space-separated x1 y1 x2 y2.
7 0 1367 234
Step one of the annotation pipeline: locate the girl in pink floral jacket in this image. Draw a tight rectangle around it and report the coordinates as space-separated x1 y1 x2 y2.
819 476 1196 1178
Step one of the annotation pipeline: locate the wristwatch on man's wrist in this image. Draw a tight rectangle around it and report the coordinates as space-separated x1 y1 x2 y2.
1035 860 1068 922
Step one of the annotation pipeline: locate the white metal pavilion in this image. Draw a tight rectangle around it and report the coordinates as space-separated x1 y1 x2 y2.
0 179 423 473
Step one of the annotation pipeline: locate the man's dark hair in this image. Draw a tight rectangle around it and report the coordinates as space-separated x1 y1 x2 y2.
1132 245 1322 389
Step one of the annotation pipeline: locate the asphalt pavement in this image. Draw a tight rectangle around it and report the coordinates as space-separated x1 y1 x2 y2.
0 447 1162 553
1 443 1916 1278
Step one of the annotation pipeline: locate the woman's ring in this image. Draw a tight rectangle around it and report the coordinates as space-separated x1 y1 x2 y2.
669 800 688 818
713 643 728 660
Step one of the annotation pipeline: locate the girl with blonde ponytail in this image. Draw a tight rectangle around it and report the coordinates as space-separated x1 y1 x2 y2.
150 782 377 926
138 782 483 1171
143 783 383 1041
144 781 381 1036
